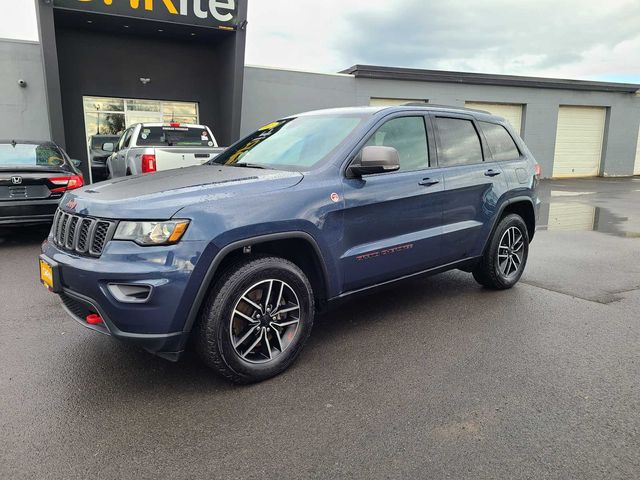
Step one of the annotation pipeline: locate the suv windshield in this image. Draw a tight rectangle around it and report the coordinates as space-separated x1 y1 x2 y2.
136 126 214 147
0 143 70 170
213 114 368 171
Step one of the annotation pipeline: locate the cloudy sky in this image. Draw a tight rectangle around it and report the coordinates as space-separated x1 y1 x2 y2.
246 0 640 82
3 0 639 82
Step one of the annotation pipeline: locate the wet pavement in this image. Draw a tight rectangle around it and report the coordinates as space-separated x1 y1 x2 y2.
0 178 639 479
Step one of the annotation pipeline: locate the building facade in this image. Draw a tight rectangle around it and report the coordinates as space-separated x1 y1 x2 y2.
1 1 640 180
241 65 640 178
30 0 247 181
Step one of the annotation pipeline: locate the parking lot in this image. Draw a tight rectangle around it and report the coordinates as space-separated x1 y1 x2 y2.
1 178 638 479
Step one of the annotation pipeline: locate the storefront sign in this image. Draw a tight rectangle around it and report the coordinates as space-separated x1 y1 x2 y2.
54 0 238 29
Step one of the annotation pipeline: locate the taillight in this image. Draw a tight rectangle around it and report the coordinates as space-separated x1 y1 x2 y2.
141 154 157 173
50 175 84 193
534 163 542 177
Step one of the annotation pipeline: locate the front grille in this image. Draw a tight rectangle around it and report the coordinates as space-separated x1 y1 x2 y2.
51 209 116 257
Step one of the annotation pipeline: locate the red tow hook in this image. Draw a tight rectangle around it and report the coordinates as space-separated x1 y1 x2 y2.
86 313 103 325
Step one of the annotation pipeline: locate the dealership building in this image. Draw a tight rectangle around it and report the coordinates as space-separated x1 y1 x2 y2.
1 0 640 181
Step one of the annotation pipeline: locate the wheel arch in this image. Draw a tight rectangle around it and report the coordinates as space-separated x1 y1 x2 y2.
481 196 536 256
182 232 330 337
501 198 536 241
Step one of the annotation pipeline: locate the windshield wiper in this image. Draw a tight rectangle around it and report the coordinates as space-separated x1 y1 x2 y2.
231 162 269 169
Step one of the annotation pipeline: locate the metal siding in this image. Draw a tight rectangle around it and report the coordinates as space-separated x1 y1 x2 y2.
369 97 427 106
464 102 523 135
552 106 606 178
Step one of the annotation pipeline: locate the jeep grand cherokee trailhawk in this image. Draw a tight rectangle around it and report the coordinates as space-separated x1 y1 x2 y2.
40 105 540 383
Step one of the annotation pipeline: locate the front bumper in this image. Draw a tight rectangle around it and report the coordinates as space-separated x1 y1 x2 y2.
41 236 212 358
58 287 184 360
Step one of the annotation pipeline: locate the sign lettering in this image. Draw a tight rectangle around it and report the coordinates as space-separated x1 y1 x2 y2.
54 0 238 28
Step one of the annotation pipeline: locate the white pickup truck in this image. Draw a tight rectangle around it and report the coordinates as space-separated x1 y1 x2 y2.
104 123 225 178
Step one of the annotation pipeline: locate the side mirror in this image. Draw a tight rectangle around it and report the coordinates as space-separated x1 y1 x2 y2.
102 142 114 152
71 159 82 168
348 146 400 177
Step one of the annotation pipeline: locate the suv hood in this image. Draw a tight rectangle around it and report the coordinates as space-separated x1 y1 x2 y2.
62 165 303 219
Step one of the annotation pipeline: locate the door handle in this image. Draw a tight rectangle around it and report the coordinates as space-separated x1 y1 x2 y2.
484 169 501 177
418 178 440 186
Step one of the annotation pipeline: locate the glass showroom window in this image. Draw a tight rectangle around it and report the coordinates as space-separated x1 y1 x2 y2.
83 96 199 146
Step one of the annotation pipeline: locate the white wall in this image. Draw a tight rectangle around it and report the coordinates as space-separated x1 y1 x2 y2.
0 0 39 42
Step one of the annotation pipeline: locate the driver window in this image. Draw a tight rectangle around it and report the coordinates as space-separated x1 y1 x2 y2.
364 116 429 171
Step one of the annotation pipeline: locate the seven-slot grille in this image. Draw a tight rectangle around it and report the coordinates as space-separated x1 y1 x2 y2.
51 209 116 257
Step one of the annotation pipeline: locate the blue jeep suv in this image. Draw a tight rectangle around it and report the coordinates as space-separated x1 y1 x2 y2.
40 105 540 383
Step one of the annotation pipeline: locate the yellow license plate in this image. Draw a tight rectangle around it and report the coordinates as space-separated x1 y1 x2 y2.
39 259 54 289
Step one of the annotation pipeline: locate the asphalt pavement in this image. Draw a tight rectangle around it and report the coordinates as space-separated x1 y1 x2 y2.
1 178 639 479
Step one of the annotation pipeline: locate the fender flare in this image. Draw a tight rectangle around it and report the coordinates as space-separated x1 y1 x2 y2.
480 196 536 255
181 231 330 336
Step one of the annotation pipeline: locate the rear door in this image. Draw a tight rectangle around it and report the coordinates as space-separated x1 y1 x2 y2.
434 114 508 263
479 120 528 187
340 113 446 291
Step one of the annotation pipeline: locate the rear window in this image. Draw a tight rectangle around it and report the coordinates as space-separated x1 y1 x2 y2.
0 143 69 170
136 126 214 147
480 122 521 161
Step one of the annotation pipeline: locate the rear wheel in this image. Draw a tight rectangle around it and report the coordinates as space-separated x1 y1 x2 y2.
473 214 529 289
196 256 314 384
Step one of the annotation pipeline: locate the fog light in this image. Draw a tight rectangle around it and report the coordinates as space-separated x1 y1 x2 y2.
107 283 152 303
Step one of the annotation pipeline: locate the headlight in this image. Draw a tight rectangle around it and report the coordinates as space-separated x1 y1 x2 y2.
114 220 190 246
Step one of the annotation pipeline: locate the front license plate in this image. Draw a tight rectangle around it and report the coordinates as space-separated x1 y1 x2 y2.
39 258 54 289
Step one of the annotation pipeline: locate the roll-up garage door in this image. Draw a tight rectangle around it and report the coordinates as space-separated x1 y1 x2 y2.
464 102 523 135
552 106 606 178
634 127 640 175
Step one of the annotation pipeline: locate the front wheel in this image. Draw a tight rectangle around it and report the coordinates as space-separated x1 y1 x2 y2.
196 256 314 384
473 214 529 289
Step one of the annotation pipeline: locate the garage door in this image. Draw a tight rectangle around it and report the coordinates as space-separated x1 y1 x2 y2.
369 98 427 107
634 127 640 175
552 106 606 178
464 102 523 135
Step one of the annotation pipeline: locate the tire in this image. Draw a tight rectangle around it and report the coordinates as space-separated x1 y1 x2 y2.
196 255 314 384
473 214 529 290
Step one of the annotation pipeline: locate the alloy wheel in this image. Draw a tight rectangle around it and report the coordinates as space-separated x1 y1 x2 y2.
497 226 524 278
229 279 301 364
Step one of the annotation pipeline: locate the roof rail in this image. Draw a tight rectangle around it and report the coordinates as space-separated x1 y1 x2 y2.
400 102 491 114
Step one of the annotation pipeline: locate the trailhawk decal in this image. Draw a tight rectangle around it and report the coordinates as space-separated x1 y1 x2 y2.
356 243 414 261
54 0 238 29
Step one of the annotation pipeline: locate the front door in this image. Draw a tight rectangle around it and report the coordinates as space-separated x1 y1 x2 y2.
340 114 445 292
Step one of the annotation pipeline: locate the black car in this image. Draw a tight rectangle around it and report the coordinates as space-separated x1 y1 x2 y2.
89 134 120 182
0 140 84 225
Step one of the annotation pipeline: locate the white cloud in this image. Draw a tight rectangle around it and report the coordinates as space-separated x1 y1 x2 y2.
246 0 640 82
0 0 38 41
